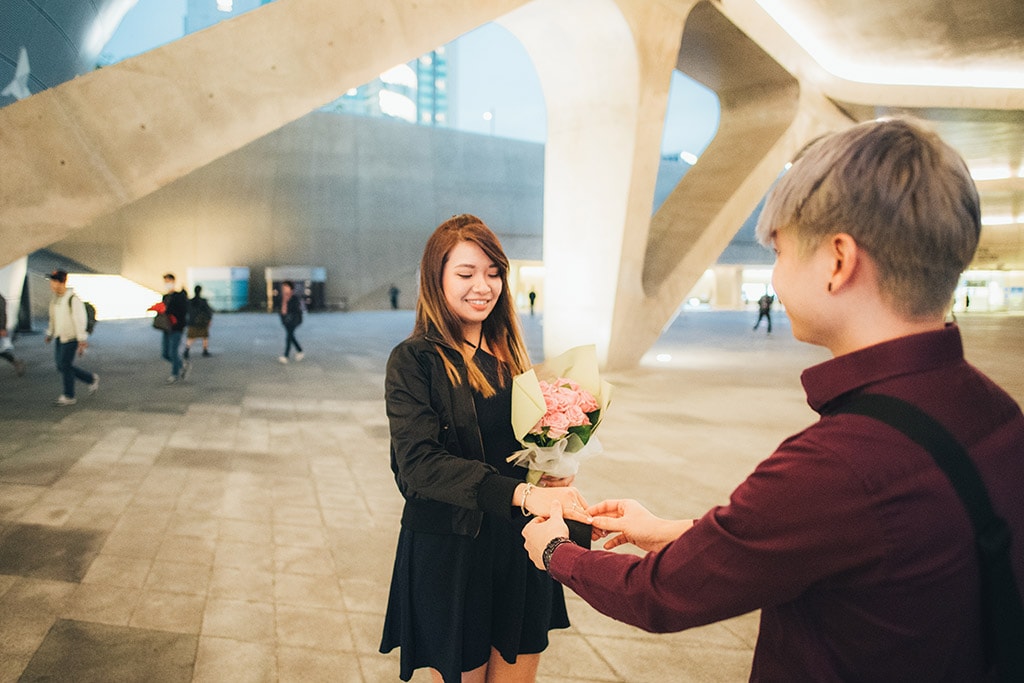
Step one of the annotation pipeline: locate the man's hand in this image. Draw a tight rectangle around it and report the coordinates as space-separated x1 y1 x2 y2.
588 499 694 553
523 501 570 570
77 341 88 356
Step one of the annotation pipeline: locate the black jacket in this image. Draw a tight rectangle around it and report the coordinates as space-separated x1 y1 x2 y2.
163 290 189 332
280 295 303 329
385 330 520 537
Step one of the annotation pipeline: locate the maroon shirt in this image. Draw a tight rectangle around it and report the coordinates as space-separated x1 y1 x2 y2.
550 326 1024 681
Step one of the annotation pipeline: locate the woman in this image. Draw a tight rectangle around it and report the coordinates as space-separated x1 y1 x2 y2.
380 214 591 683
278 280 304 364
184 284 213 358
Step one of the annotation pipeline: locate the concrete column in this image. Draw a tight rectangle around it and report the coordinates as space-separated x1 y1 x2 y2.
0 257 28 332
503 0 692 364
601 1 852 369
713 265 744 309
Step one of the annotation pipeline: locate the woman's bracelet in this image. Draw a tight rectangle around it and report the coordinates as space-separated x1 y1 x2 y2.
520 482 534 517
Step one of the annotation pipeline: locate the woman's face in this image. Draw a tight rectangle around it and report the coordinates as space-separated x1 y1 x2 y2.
442 240 502 330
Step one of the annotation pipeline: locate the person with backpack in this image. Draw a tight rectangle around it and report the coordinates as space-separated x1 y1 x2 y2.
184 284 214 359
45 270 98 406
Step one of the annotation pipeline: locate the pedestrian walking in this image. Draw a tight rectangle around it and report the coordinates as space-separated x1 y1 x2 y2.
45 270 98 405
278 280 304 363
184 284 214 358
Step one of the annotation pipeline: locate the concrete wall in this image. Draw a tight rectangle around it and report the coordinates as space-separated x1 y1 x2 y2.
47 112 544 310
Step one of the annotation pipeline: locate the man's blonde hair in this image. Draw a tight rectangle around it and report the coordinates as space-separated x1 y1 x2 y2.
756 118 980 317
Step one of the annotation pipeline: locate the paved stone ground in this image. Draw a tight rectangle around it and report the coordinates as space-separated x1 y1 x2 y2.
0 309 1021 682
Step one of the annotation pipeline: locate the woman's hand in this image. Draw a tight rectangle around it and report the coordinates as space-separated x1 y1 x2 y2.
537 474 574 488
587 499 694 553
517 482 590 524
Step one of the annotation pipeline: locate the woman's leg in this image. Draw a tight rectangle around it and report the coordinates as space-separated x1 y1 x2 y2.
485 650 539 683
428 661 488 683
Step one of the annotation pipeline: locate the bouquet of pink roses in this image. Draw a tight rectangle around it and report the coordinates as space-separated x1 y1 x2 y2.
526 377 600 448
507 345 612 484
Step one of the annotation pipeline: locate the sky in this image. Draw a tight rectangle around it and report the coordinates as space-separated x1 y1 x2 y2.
100 0 187 61
100 0 720 158
451 22 720 157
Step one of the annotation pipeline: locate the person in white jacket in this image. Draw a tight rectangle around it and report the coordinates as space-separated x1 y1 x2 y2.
45 270 98 406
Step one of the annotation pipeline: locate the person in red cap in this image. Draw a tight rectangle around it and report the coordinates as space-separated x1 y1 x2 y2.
45 270 98 406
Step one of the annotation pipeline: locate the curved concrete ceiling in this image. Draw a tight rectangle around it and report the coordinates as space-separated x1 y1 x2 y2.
1 0 1022 269
703 0 1024 269
762 0 1024 89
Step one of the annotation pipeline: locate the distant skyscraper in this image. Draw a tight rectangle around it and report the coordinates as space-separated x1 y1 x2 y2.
414 47 450 126
179 0 451 127
327 48 451 128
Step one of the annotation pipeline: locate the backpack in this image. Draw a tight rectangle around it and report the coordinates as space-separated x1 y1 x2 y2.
69 295 97 334
189 298 213 327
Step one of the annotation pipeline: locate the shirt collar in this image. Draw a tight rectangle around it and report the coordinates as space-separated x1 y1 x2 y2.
801 324 964 415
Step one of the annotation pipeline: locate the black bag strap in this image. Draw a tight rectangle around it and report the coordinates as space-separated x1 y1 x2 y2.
832 393 1024 680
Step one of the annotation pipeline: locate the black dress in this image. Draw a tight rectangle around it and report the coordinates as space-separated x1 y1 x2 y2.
380 349 570 683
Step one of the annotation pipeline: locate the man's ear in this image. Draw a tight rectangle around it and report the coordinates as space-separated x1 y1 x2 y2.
826 233 860 293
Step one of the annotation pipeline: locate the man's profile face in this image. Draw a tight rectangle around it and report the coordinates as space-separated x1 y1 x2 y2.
770 229 833 346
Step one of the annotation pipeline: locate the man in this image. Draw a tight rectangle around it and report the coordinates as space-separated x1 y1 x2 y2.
45 270 98 405
752 291 773 333
161 273 190 383
523 118 1024 680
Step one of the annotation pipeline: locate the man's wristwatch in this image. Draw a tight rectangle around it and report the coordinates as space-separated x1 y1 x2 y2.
542 536 576 572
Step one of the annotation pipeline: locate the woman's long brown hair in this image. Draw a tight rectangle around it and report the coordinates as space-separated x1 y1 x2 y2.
413 214 530 396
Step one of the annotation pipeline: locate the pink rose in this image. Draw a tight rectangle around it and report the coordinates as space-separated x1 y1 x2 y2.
564 405 590 427
575 389 598 413
540 410 571 438
540 380 571 413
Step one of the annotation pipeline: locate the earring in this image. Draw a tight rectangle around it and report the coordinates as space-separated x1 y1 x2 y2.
827 282 833 292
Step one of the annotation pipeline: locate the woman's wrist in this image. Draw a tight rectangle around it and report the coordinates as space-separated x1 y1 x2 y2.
515 482 534 516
